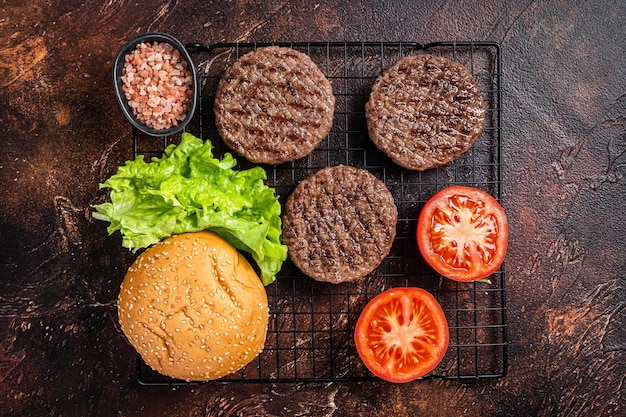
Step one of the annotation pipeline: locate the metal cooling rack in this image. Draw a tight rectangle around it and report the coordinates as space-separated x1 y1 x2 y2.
131 41 506 384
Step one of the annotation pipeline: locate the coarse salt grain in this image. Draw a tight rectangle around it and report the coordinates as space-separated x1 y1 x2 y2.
121 41 193 131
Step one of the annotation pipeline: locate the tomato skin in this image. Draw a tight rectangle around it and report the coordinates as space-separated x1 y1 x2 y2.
417 185 508 282
354 287 449 383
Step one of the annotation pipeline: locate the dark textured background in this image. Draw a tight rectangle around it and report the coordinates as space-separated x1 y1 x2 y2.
1 1 624 416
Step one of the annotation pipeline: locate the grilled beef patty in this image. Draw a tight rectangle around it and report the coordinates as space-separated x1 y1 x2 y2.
214 46 335 165
366 54 486 171
282 165 397 283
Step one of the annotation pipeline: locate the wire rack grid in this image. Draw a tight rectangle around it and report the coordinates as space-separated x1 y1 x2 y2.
131 41 506 384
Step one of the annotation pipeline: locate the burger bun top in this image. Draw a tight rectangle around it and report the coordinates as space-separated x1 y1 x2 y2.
117 230 269 381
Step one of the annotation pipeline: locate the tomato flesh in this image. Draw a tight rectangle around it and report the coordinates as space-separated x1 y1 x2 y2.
354 287 449 383
417 186 508 282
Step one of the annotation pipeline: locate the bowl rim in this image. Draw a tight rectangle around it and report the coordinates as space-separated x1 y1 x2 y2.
112 32 199 137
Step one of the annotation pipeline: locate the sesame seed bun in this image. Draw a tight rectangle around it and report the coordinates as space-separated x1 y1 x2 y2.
117 231 269 381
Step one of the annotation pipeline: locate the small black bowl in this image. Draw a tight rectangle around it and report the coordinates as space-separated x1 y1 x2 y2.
112 32 198 137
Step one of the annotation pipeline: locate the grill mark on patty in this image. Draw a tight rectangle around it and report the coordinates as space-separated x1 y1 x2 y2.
282 165 397 283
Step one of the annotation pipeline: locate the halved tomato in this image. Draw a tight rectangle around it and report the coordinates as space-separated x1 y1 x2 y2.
354 287 449 383
417 185 508 282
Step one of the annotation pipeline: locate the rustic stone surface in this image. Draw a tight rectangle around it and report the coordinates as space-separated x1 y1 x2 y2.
0 1 624 416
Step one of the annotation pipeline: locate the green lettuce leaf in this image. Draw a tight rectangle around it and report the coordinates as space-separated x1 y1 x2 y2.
92 132 287 285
